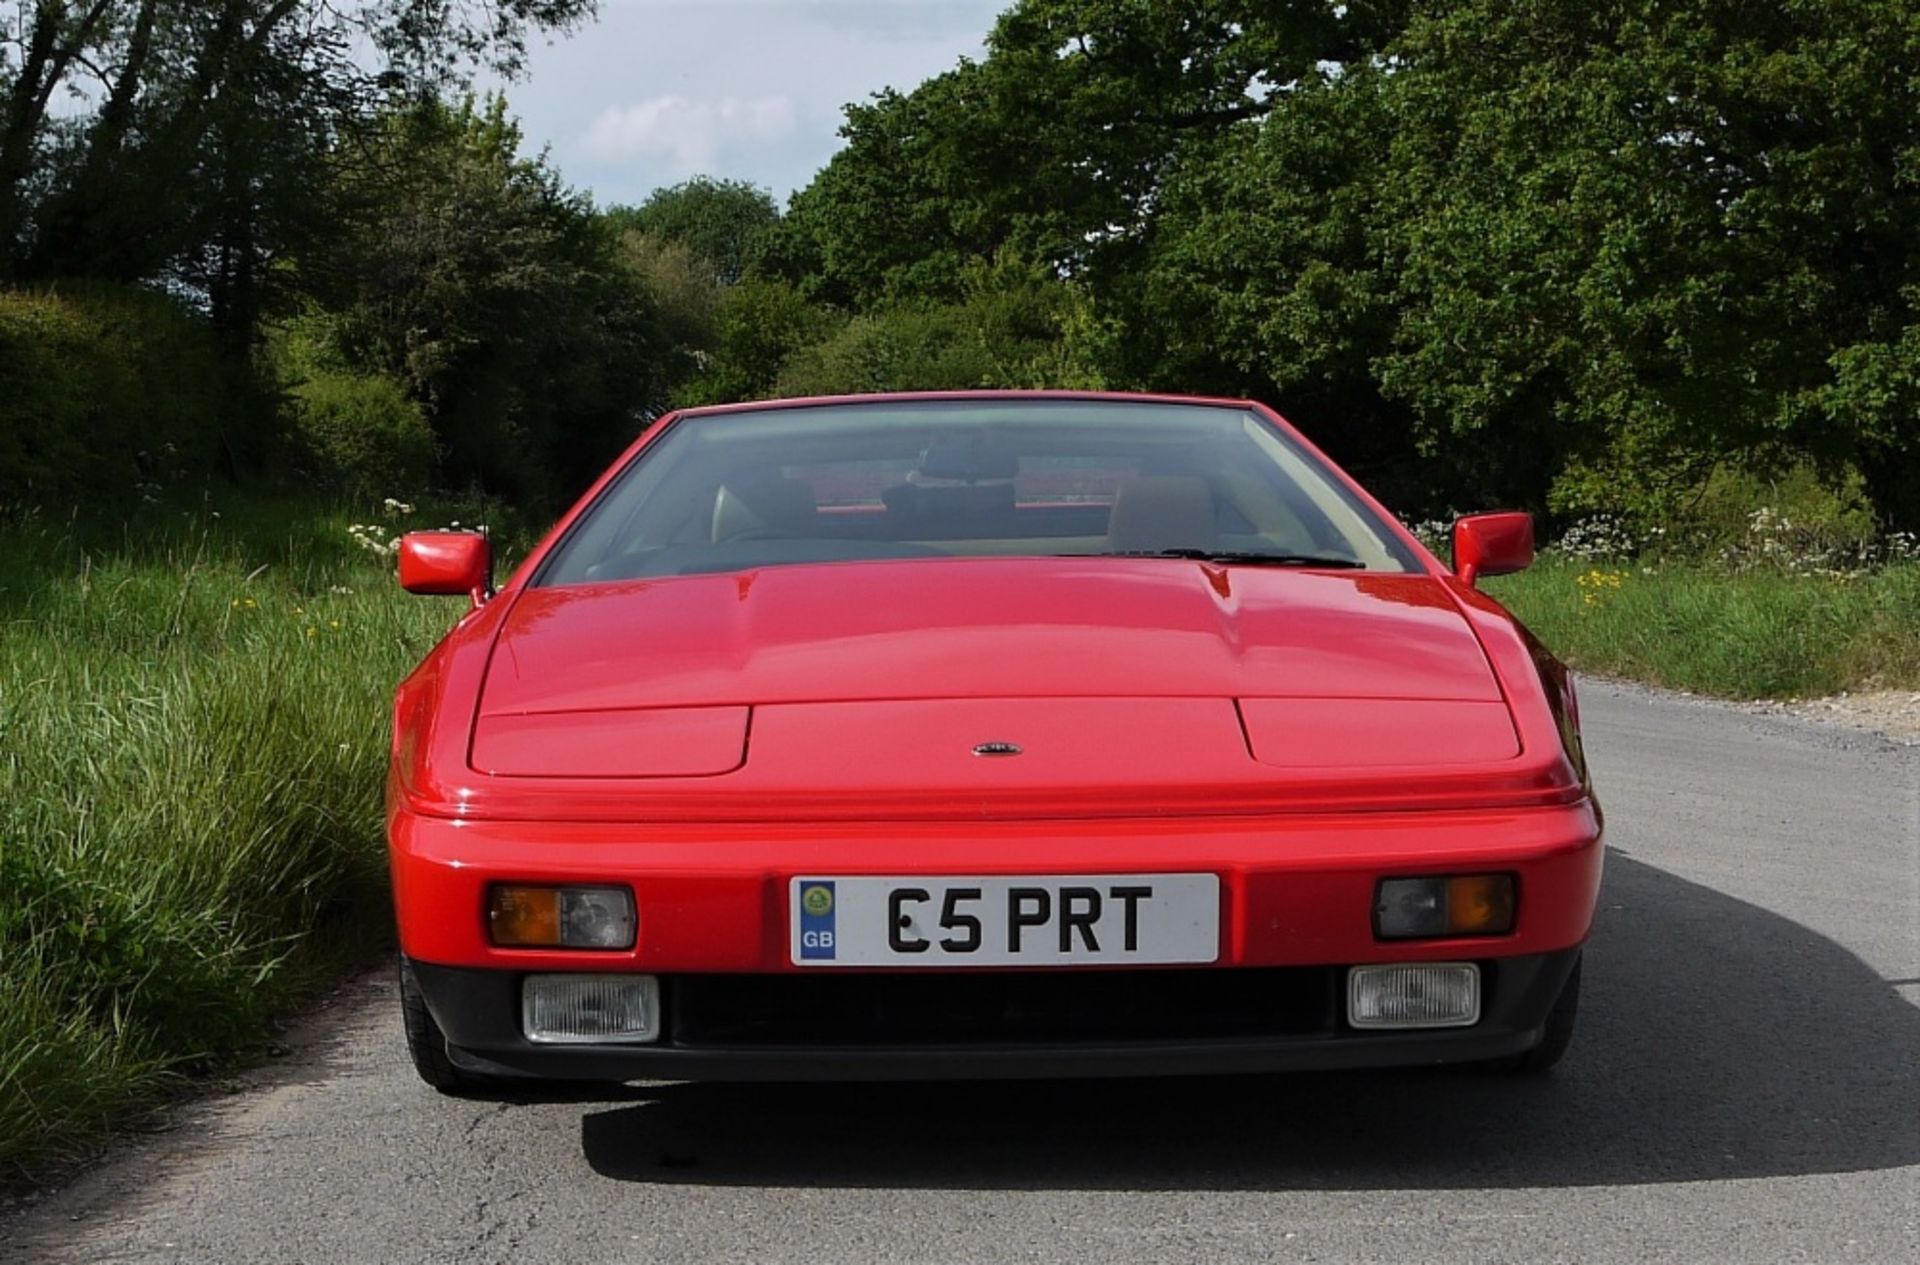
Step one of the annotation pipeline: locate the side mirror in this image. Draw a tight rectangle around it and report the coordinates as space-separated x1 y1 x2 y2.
1452 512 1534 586
398 531 492 603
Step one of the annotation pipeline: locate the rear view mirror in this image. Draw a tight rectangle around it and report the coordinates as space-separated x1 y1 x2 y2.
398 531 492 602
917 435 1019 482
1452 512 1534 586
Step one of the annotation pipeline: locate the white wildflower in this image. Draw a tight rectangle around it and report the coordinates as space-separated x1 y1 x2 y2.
1406 518 1454 551
1551 514 1640 563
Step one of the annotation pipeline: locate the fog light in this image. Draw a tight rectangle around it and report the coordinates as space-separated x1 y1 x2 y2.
489 884 635 949
1348 963 1480 1029
1374 875 1514 939
523 974 660 1043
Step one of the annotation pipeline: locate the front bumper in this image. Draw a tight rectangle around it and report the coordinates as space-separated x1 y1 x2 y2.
391 800 1600 1080
389 800 1603 972
411 951 1583 1081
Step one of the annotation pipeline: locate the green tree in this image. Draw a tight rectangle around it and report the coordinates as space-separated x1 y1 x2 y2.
1125 66 1419 499
932 0 1920 526
0 1 596 342
1366 0 1920 525
674 276 843 407
785 1 1409 306
296 97 664 501
614 231 722 391
0 282 230 505
775 258 1100 397
603 176 780 285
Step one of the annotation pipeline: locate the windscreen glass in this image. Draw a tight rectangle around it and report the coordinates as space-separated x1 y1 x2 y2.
537 400 1420 585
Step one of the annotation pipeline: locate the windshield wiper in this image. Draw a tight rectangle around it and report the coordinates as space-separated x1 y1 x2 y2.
1066 549 1368 569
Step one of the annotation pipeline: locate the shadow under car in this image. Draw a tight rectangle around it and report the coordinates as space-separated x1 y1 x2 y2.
570 852 1920 1191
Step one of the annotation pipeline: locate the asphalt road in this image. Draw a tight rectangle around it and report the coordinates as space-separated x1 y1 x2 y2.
5 683 1917 1264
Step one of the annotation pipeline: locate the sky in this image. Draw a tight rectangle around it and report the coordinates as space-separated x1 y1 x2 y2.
495 0 1007 210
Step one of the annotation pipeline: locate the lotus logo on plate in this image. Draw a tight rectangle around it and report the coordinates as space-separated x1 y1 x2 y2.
798 881 836 960
971 741 1023 758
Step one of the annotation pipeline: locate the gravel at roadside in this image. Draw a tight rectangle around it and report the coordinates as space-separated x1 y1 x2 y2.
1772 689 1920 743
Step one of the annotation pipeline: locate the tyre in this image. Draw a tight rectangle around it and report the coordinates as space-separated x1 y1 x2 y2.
1500 954 1582 1075
398 956 519 1096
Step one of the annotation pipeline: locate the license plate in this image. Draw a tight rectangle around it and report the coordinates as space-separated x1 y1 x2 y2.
788 874 1219 967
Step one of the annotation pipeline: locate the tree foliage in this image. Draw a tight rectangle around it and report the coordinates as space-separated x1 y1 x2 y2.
672 277 843 407
0 282 230 504
779 0 1920 529
1365 0 1920 523
774 258 1101 399
4 0 1918 529
289 97 662 500
604 177 780 285
0 0 595 338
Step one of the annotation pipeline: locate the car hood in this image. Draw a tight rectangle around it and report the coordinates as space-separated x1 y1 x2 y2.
400 558 1586 821
480 557 1503 717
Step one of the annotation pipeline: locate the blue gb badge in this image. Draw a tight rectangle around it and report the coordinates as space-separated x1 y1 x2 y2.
798 881 836 960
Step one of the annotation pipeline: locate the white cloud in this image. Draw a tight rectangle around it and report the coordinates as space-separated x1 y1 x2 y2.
497 1 1003 202
579 95 799 173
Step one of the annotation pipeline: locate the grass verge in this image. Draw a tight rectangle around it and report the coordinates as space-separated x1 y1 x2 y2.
0 494 474 1184
1487 558 1920 699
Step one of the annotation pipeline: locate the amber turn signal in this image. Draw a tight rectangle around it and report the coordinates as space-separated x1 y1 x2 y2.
1446 874 1516 935
490 885 562 946
1374 874 1516 939
488 884 636 949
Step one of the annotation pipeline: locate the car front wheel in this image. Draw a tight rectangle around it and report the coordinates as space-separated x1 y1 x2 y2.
398 956 522 1096
1499 954 1582 1075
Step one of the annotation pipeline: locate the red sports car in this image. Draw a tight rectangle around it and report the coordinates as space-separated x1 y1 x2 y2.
388 391 1600 1091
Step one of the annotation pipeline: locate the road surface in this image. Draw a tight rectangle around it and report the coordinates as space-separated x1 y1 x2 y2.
4 683 1917 1264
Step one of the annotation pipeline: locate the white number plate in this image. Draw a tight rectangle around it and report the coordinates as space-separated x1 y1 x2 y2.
788 874 1219 967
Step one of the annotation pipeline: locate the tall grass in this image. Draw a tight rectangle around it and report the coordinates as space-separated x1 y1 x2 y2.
1488 559 1920 698
0 497 462 1182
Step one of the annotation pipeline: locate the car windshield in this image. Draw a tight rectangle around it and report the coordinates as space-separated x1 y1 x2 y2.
537 399 1421 585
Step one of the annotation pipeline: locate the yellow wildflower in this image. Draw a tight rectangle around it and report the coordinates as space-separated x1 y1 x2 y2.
1577 568 1627 610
